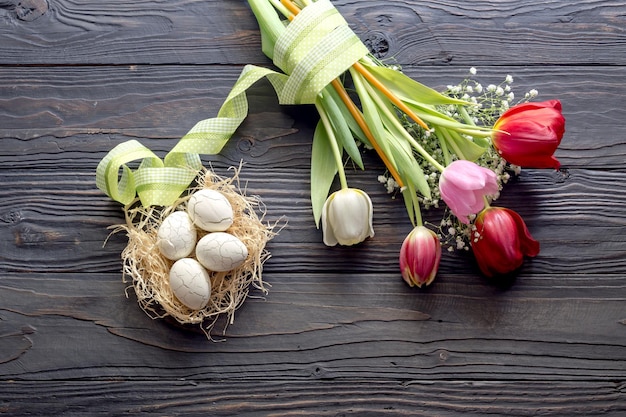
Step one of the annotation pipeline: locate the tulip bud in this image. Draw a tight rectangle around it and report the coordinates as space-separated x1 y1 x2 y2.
493 99 565 169
321 188 374 246
439 160 499 224
471 207 540 277
399 226 441 287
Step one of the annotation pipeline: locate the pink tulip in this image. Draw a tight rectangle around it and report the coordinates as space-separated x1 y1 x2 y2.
399 226 441 287
439 160 499 224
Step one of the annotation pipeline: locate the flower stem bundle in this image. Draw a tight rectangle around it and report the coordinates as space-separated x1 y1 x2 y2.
248 0 565 282
248 0 495 228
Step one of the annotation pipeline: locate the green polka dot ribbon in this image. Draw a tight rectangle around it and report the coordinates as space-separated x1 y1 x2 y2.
96 0 368 207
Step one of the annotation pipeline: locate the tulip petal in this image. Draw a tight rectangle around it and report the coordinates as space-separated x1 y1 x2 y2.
321 194 338 246
439 160 498 224
399 226 441 287
442 160 490 190
493 100 565 169
506 208 540 257
471 207 539 277
321 188 374 246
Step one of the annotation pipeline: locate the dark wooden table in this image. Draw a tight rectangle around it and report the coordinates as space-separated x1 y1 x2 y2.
1 0 625 415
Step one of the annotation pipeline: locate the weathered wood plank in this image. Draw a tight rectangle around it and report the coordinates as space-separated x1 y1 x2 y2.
0 0 624 414
1 380 625 416
1 65 624 168
0 0 624 66
0 270 624 379
0 167 624 275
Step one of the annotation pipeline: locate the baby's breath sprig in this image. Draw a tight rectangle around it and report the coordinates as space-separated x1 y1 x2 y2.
378 67 540 251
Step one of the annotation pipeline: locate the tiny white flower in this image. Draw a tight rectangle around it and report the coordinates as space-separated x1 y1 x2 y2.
475 84 483 93
495 86 505 96
487 84 497 92
505 74 514 83
469 67 477 75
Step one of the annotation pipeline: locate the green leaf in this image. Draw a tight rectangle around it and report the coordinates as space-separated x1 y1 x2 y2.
386 132 431 199
439 127 487 161
311 120 339 227
403 100 493 137
319 89 364 169
247 0 286 59
351 69 395 165
324 86 369 147
362 62 469 106
360 78 431 198
401 182 416 226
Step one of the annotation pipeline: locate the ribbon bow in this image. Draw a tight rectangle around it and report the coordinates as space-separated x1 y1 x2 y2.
96 0 368 207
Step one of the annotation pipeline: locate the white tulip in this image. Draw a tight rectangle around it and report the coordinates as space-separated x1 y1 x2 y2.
321 188 374 246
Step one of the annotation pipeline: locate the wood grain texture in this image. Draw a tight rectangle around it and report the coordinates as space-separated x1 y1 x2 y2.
1 380 625 416
0 0 624 66
1 65 625 168
1 0 625 415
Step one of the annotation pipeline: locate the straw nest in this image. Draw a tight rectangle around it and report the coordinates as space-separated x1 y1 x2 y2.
111 167 277 338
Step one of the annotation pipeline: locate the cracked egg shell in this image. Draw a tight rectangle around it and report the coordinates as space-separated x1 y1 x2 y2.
156 211 197 260
169 258 211 310
187 189 234 232
195 232 248 272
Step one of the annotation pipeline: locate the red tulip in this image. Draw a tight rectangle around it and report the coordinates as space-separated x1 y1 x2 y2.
493 100 565 169
471 207 540 277
399 226 441 287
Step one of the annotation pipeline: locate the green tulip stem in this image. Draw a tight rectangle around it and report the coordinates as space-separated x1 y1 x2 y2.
413 193 424 227
356 74 445 172
437 130 452 166
439 127 467 161
315 99 348 190
267 0 290 18
458 105 476 127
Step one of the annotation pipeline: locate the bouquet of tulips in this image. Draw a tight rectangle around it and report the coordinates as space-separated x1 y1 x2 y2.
247 0 565 285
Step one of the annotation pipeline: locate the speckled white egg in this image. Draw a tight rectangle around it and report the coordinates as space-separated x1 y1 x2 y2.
195 232 248 272
169 258 211 310
156 211 197 260
187 189 234 232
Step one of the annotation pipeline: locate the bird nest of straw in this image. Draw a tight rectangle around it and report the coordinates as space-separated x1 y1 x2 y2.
110 166 276 338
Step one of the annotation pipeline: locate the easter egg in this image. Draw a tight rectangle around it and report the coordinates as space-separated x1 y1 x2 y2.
156 211 197 260
187 189 234 232
169 258 211 310
195 232 248 272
